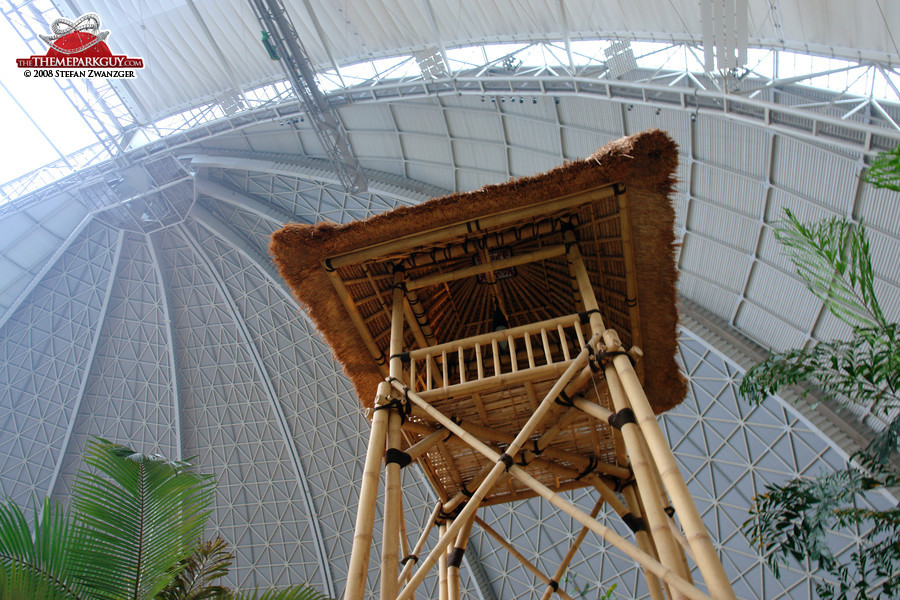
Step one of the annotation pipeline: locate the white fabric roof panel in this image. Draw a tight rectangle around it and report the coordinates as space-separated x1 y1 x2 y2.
63 0 900 122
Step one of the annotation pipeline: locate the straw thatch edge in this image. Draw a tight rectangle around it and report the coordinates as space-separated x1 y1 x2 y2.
270 129 686 413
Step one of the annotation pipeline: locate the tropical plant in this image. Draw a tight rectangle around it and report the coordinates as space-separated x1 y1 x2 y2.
862 143 900 192
740 209 900 600
0 438 330 600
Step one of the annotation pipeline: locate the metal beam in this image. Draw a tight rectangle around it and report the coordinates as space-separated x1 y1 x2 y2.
194 176 295 225
45 229 125 501
176 222 336 598
0 214 94 332
188 201 298 308
248 0 367 193
146 231 184 461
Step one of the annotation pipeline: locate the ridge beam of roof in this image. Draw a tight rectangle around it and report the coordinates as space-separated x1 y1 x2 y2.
44 229 125 503
194 176 295 225
176 222 336 598
188 201 299 309
146 231 184 461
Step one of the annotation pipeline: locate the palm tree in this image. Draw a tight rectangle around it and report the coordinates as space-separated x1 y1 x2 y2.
0 438 330 600
740 210 900 600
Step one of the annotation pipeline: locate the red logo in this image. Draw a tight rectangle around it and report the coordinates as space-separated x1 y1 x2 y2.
16 13 143 78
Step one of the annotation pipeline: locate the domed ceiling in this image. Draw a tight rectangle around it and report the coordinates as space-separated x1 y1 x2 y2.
1 1 899 598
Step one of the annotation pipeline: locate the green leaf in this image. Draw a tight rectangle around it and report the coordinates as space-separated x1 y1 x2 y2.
776 209 886 331
227 585 332 600
156 538 232 600
70 439 215 600
0 498 92 600
862 144 900 192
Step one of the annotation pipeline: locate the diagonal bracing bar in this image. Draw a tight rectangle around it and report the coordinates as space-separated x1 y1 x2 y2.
247 0 367 194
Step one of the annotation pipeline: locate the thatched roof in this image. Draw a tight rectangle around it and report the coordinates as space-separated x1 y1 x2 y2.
270 129 686 415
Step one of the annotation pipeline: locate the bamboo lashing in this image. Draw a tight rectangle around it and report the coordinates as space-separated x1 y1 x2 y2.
324 186 617 270
397 380 713 600
393 343 596 600
397 503 442 587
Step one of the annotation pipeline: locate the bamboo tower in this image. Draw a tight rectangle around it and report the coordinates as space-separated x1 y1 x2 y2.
270 130 738 600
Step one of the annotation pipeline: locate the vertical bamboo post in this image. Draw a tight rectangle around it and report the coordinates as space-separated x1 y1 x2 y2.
565 230 696 598
381 269 407 600
448 513 476 600
438 523 449 600
607 328 736 600
344 381 391 600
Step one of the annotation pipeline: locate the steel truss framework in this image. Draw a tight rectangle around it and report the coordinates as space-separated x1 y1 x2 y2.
1 152 894 598
4 36 900 205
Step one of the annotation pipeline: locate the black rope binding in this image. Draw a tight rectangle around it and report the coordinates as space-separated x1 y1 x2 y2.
548 580 559 591
579 308 600 324
373 395 412 423
597 349 633 368
665 506 675 518
607 408 636 430
498 453 514 471
554 390 576 408
622 512 646 533
532 439 544 456
400 554 418 566
385 448 412 468
575 456 599 480
323 257 336 272
448 547 465 568
389 351 410 362
460 485 474 498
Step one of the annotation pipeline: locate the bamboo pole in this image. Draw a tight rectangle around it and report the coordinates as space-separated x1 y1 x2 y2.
343 381 391 600
393 344 594 600
566 233 695 596
397 385 705 600
574 390 688 586
325 184 616 269
606 328 736 600
381 271 407 600
325 270 388 378
448 513 476 600
438 523 449 600
615 191 645 381
476 517 575 600
404 427 449 462
407 244 568 291
505 459 712 600
622 484 667 600
397 503 442 586
540 498 605 600
408 313 584 360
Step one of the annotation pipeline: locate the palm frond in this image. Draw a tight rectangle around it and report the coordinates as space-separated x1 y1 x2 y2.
228 585 332 600
71 439 215 600
0 497 90 600
776 209 886 330
739 323 900 418
157 538 232 600
862 144 900 192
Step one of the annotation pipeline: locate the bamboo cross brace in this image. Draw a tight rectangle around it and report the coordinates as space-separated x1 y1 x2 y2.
476 516 575 600
405 389 712 600
397 503 443 586
540 497 605 600
392 341 595 600
403 414 631 480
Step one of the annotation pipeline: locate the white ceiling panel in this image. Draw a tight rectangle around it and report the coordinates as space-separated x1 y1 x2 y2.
694 117 770 179
771 137 860 212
